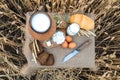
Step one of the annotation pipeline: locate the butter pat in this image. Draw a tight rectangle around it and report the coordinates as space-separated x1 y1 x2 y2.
46 41 52 47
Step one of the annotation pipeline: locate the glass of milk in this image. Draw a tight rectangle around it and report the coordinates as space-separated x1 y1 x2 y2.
67 23 80 36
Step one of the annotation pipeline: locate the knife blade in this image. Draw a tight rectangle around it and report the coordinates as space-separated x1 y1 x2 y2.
62 39 92 63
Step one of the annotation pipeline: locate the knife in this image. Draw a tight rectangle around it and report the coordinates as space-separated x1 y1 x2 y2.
62 39 92 63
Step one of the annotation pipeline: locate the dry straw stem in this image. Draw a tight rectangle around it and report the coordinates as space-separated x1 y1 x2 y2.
0 0 120 79
79 29 96 37
34 40 40 53
29 41 37 63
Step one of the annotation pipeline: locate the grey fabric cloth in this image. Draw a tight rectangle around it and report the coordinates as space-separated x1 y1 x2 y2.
21 12 96 75
46 35 95 68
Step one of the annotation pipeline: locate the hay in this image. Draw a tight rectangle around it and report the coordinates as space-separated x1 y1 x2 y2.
0 0 120 79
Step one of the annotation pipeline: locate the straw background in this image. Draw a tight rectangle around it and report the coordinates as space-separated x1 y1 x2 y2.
0 0 120 80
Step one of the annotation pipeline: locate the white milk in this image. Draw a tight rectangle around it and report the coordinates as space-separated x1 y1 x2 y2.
31 13 50 32
67 23 80 36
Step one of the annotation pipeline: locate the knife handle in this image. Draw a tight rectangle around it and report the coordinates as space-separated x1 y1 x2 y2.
77 39 92 51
